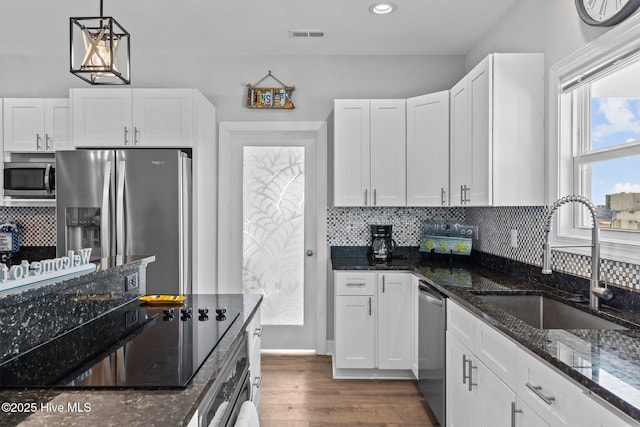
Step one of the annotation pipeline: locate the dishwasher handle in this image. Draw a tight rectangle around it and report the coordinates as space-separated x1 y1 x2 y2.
418 280 445 307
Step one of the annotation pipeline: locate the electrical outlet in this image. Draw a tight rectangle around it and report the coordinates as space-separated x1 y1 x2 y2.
510 229 518 248
125 272 139 292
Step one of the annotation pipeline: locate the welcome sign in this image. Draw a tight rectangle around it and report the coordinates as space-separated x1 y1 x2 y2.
0 249 96 293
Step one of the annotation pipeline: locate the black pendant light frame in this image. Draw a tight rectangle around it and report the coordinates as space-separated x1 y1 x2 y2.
70 0 131 85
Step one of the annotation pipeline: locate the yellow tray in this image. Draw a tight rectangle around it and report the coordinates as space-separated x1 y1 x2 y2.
139 295 187 304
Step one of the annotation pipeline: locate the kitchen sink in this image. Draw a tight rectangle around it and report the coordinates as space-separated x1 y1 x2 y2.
476 294 627 330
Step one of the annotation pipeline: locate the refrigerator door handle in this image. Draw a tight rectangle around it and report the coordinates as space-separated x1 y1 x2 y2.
116 160 126 256
101 161 112 257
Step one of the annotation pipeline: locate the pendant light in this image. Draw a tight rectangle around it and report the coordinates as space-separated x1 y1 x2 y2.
70 0 130 85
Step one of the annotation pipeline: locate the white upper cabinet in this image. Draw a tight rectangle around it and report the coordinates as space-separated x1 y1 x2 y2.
406 91 450 206
449 53 544 207
3 98 71 152
71 88 194 147
333 99 406 207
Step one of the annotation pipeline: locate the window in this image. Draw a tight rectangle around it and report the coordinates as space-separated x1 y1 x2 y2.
572 65 640 232
551 15 640 262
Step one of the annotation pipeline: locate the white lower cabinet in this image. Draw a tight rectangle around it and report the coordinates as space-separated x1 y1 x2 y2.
447 299 637 427
246 309 262 410
334 271 412 374
377 273 412 370
335 294 376 369
447 331 516 427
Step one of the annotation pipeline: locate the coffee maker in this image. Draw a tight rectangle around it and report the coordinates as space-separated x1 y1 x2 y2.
370 225 397 263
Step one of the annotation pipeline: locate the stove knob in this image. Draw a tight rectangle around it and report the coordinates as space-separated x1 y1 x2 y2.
199 308 209 315
163 308 174 321
180 307 192 321
215 307 226 315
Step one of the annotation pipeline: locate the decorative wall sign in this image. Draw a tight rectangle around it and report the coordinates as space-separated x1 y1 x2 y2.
246 71 295 109
0 248 96 293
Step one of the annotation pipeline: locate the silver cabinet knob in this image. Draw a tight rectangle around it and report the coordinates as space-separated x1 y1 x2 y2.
306 250 314 256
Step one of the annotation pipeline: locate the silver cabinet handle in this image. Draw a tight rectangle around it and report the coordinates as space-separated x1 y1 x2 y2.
253 374 263 389
45 133 52 150
368 297 372 316
124 127 129 145
468 358 477 391
253 326 264 337
464 185 471 204
460 185 465 205
134 126 140 145
382 275 385 293
462 354 469 384
346 282 365 287
373 189 377 206
306 250 314 256
526 383 556 405
441 187 446 206
36 133 42 150
364 189 368 206
511 402 523 427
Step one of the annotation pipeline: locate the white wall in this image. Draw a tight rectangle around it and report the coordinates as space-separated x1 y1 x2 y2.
0 53 465 122
466 0 611 71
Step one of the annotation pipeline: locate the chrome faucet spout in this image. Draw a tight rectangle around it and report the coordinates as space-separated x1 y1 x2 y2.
542 195 610 309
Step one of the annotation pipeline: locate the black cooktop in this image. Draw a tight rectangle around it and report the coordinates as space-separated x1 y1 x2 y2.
0 294 243 388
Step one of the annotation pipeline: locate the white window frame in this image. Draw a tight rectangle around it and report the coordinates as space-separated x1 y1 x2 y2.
549 12 640 263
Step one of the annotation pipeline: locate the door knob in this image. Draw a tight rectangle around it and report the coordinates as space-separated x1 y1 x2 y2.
306 250 314 256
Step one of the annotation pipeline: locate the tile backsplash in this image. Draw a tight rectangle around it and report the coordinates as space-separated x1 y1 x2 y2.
327 207 464 246
328 206 640 293
0 207 56 247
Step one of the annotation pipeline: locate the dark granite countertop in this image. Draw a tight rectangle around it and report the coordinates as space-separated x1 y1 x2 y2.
0 293 262 427
332 248 640 423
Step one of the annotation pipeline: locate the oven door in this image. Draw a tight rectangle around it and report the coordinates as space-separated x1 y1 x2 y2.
199 334 249 427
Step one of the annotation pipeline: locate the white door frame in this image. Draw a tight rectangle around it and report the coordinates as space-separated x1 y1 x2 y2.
218 121 328 354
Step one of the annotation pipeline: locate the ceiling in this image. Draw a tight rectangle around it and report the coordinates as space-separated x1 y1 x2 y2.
0 0 518 57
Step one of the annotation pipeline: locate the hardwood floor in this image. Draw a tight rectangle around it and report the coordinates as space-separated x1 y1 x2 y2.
260 354 438 427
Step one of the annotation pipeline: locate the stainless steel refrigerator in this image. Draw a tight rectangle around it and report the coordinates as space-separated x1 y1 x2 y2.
56 149 192 295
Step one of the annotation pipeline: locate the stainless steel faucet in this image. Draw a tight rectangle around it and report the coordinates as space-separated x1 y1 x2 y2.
542 195 612 309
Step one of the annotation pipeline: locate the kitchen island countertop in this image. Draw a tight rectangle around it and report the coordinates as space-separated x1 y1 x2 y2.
0 293 262 427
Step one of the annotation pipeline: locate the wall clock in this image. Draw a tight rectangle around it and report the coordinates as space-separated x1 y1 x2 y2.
576 0 640 26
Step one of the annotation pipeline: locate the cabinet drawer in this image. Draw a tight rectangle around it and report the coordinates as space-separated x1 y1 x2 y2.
447 300 476 351
336 272 376 295
474 318 517 389
518 349 586 426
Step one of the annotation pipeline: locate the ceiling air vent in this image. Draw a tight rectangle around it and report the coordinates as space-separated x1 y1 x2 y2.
289 30 325 38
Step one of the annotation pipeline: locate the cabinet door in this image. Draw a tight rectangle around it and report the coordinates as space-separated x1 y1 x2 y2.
377 273 412 370
477 358 515 427
468 56 492 206
447 332 476 427
132 89 193 147
406 92 449 206
335 295 375 369
513 399 550 427
44 99 71 151
333 99 370 206
246 309 262 407
370 99 406 206
3 98 45 152
449 78 471 207
71 88 132 147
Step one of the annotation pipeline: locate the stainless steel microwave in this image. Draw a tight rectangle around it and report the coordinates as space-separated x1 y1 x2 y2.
3 162 55 198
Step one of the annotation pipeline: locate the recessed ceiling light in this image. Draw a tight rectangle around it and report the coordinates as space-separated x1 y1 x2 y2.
369 2 396 15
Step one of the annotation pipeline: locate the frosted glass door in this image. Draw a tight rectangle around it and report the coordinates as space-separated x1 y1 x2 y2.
242 146 305 325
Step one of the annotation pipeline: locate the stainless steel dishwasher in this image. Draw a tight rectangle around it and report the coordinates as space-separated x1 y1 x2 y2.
418 279 447 426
